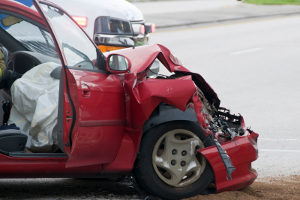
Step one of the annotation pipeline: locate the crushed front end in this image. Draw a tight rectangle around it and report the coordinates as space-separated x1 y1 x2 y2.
193 85 259 192
152 70 259 192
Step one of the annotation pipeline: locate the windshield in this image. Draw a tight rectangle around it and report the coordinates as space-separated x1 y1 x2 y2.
0 0 59 58
40 3 101 69
1 15 58 58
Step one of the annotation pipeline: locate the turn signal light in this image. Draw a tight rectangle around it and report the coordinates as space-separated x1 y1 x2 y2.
151 24 156 33
141 25 145 35
97 45 124 53
72 16 88 27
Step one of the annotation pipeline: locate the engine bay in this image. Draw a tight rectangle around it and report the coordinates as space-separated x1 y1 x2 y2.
155 72 246 143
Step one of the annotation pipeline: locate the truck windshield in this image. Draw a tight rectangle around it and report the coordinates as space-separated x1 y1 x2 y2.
39 3 100 69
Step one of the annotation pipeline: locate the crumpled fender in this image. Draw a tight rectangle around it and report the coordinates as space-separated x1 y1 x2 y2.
123 73 197 129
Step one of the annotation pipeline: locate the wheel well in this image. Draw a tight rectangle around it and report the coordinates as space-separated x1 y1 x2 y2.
143 103 199 134
137 104 202 164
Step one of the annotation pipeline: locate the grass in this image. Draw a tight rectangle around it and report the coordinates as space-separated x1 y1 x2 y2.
244 0 300 5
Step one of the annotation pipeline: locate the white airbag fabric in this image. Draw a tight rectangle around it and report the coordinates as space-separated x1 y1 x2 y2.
8 62 60 152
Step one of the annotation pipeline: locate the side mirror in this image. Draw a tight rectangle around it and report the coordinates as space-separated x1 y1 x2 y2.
107 54 131 73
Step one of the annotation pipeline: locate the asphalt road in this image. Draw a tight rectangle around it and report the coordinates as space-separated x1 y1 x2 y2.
150 15 300 178
134 0 300 28
1 15 300 199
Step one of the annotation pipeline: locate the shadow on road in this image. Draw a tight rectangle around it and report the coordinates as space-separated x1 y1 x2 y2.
0 178 140 199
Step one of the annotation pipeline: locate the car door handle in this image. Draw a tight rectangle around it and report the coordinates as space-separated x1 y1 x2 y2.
66 115 72 122
81 83 90 97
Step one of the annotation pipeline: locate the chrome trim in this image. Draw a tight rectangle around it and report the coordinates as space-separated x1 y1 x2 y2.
94 34 135 47
94 33 149 47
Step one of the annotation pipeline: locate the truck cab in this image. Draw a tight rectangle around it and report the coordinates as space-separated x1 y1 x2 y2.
49 0 155 51
49 0 158 75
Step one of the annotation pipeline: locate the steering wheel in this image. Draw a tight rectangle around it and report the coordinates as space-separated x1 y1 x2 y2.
7 51 42 75
0 45 9 66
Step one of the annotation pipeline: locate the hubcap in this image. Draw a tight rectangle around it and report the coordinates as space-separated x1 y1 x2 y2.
152 129 206 187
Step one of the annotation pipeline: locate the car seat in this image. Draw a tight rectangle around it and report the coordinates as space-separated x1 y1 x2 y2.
0 124 27 154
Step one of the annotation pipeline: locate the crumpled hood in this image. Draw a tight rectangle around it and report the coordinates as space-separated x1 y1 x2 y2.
105 44 189 74
105 44 221 108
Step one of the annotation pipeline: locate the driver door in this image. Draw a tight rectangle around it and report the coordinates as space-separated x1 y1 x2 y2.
37 1 126 168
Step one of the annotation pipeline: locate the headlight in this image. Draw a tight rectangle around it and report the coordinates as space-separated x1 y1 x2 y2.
131 23 145 35
94 17 151 52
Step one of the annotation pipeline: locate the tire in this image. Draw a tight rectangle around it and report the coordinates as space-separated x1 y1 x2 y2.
134 121 214 200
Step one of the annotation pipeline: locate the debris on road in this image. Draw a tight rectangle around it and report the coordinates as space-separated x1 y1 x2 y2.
187 176 300 200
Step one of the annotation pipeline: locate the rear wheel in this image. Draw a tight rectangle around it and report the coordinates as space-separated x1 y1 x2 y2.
134 121 214 200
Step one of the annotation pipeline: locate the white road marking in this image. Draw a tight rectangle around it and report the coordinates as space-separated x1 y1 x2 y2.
261 149 300 153
231 48 262 55
260 138 298 141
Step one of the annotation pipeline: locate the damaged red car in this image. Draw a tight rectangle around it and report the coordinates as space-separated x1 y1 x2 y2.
0 0 259 199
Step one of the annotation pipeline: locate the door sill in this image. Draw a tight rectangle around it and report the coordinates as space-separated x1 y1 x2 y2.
8 152 68 158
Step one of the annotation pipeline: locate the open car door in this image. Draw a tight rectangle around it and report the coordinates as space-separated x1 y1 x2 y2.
36 0 126 168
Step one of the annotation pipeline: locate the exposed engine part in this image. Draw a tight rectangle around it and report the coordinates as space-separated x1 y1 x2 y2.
208 107 246 140
154 73 245 140
196 88 216 116
215 118 237 139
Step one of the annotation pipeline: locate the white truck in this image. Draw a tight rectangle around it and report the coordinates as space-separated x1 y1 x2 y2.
49 0 155 50
49 0 158 74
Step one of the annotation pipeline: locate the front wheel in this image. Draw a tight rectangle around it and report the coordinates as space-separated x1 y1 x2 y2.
134 121 214 200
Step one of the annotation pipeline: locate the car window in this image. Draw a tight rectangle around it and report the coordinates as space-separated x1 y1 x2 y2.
40 3 99 70
1 15 59 59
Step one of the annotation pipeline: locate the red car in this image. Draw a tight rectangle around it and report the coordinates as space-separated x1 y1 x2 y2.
0 0 258 199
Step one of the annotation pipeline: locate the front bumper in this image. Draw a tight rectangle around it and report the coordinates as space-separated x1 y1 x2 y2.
94 33 149 50
199 131 259 192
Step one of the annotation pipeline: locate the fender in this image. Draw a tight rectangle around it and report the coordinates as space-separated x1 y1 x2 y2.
123 74 199 129
143 104 198 133
103 76 200 172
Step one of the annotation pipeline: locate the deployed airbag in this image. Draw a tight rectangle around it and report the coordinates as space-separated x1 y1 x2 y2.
8 62 60 152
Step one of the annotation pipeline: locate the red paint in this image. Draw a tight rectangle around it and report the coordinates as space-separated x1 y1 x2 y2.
65 69 125 168
199 131 259 192
0 0 259 194
105 44 221 107
0 153 101 178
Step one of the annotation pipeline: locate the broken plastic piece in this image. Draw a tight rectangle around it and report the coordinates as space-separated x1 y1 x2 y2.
213 138 236 180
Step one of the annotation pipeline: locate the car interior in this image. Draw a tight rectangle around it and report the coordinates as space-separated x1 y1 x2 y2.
0 12 65 157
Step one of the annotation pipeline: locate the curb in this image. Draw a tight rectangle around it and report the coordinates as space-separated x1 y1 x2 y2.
155 11 300 29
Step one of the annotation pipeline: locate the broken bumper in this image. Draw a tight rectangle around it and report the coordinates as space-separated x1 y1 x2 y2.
199 131 259 192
